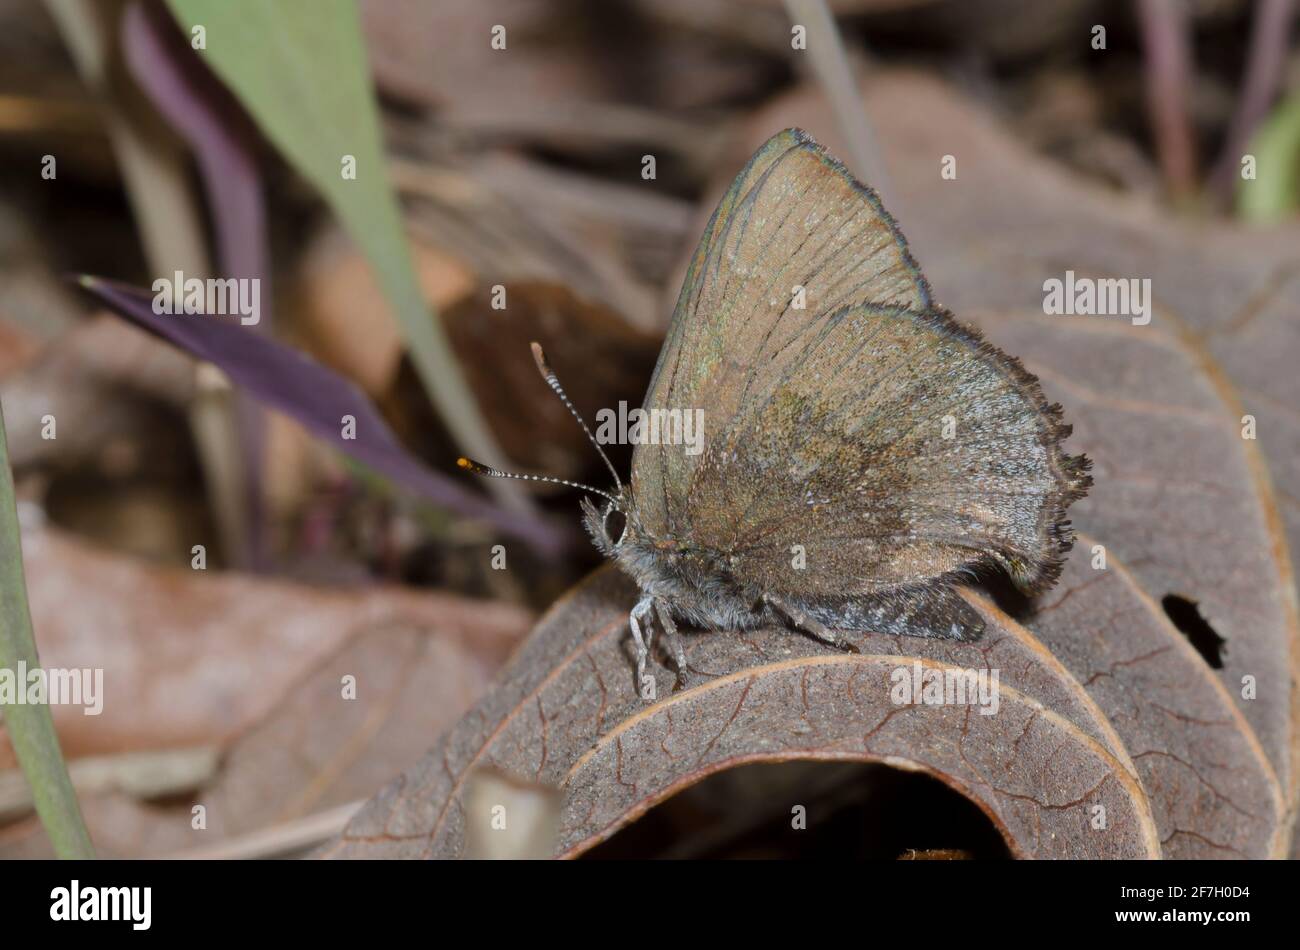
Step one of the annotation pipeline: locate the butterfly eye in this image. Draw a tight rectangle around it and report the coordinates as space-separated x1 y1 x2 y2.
605 508 628 545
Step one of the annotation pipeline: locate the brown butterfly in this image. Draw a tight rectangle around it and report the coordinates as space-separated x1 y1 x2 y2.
461 128 1090 697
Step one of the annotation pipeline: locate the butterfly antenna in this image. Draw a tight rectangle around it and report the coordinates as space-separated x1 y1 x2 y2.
529 341 624 493
457 457 622 510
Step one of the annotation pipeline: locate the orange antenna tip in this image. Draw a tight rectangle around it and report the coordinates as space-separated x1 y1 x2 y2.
453 451 621 507
529 341 551 378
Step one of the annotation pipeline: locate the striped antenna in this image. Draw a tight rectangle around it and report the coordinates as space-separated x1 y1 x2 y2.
457 457 621 509
530 341 624 492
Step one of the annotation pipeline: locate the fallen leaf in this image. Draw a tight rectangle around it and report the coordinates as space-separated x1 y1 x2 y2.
0 523 529 768
324 566 1160 859
399 156 681 333
294 226 476 398
0 522 532 858
0 314 194 471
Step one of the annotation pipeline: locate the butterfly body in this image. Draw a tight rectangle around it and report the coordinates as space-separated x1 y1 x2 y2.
583 497 773 632
585 475 998 697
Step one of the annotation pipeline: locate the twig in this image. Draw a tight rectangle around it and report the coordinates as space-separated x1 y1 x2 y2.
1137 0 1198 202
166 800 363 859
782 0 894 203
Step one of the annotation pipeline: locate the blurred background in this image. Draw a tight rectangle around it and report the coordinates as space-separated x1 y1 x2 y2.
0 0 1295 857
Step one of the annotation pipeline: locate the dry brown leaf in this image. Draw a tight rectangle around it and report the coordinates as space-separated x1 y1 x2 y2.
325 565 1166 858
0 522 532 857
0 523 530 770
360 0 605 113
361 0 777 120
0 314 194 469
326 70 1296 859
402 162 672 334
0 610 527 858
293 226 477 398
0 318 41 379
424 282 662 483
333 276 663 491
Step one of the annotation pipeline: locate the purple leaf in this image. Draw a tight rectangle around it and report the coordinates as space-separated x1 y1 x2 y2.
77 276 568 556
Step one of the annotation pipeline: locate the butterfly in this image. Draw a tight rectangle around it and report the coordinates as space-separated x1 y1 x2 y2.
460 128 1091 698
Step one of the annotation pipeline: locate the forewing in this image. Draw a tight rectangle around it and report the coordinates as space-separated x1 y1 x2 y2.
630 128 933 538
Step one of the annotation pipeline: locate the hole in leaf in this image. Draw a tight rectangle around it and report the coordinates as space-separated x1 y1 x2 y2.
579 761 1012 860
1161 594 1226 669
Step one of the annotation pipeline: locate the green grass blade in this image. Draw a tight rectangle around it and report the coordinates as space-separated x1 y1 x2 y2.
1238 89 1300 223
0 405 95 859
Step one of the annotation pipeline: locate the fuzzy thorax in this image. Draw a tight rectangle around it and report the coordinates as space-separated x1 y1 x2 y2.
581 496 768 630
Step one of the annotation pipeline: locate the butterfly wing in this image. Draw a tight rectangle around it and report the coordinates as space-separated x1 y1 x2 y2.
689 301 1090 599
631 129 1088 609
632 128 934 539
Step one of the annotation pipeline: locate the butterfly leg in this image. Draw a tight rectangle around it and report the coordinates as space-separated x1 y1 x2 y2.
653 601 689 692
763 593 861 654
629 596 655 692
